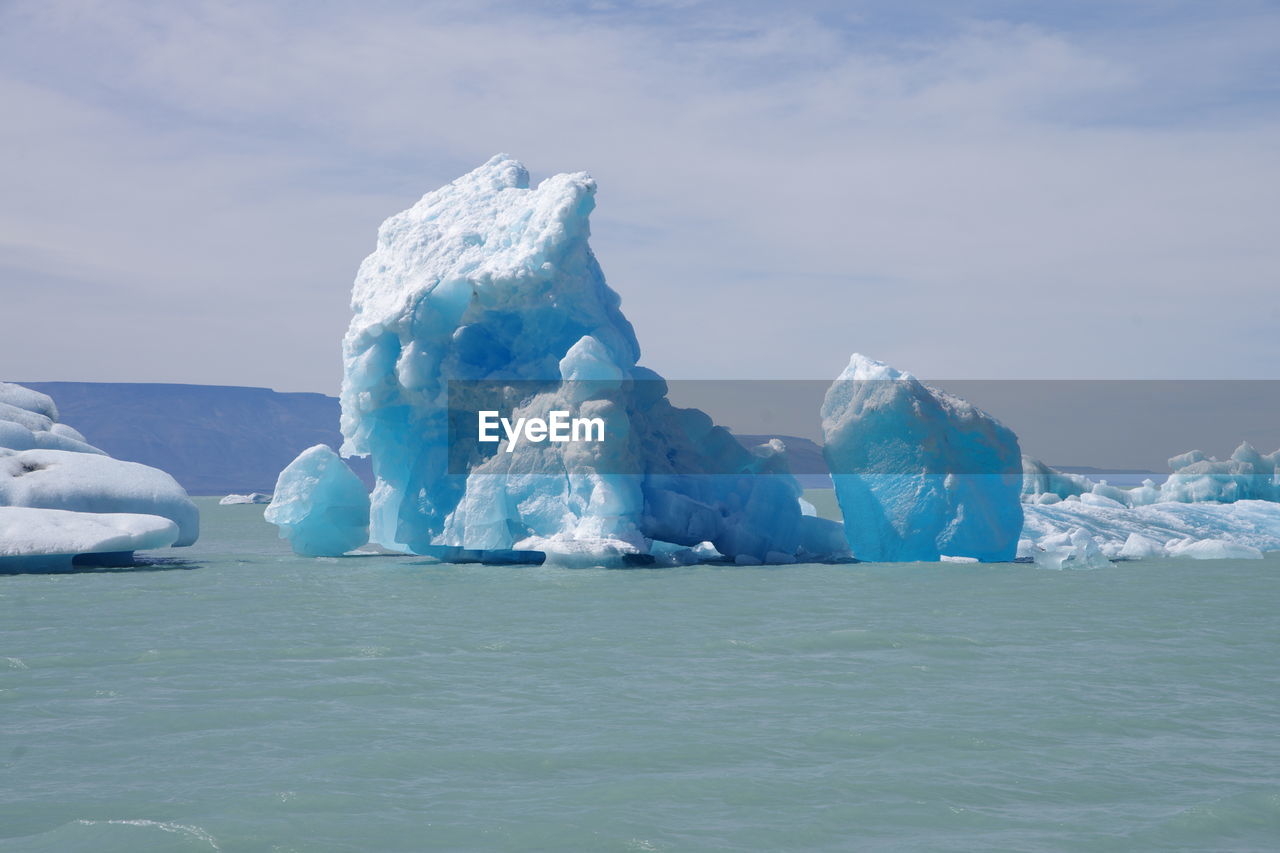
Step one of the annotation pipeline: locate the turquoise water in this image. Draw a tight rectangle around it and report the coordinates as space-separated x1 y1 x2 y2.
3 498 1279 852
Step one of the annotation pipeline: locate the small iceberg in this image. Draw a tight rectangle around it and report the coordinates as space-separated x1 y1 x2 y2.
265 445 369 556
219 492 272 505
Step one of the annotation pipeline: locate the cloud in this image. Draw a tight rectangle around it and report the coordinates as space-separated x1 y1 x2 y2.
1 0 1277 390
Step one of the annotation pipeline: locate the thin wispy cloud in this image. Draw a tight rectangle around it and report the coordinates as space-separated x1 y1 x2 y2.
2 0 1277 390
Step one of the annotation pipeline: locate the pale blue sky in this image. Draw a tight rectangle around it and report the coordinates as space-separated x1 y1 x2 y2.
2 0 1278 392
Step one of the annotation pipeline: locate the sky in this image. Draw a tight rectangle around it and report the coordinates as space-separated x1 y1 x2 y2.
2 0 1278 393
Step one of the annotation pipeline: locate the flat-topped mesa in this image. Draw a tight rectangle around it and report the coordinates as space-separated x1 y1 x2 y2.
326 155 844 564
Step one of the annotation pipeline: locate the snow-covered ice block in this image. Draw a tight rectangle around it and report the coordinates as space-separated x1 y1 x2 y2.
0 448 198 546
266 445 370 556
821 354 1022 562
0 506 178 571
0 381 198 558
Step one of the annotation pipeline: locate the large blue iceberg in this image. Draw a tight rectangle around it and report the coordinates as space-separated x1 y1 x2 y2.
820 354 1024 562
325 155 844 565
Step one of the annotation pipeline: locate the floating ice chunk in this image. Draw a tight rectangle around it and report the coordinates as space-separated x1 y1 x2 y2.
1068 529 1112 569
1031 528 1111 570
0 507 178 571
798 496 817 517
219 492 272 505
941 555 979 563
821 354 1022 562
266 445 370 556
692 541 723 560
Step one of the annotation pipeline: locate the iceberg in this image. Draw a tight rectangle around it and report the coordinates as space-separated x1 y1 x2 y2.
820 354 1023 562
0 381 198 567
220 492 272 505
317 155 845 565
265 445 370 556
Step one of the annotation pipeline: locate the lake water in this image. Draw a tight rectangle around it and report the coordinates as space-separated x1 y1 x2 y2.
3 498 1278 851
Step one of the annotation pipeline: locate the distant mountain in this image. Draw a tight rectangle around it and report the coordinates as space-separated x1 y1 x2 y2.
22 382 371 495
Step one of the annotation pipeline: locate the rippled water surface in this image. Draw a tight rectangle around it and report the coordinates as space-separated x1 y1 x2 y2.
3 498 1279 851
